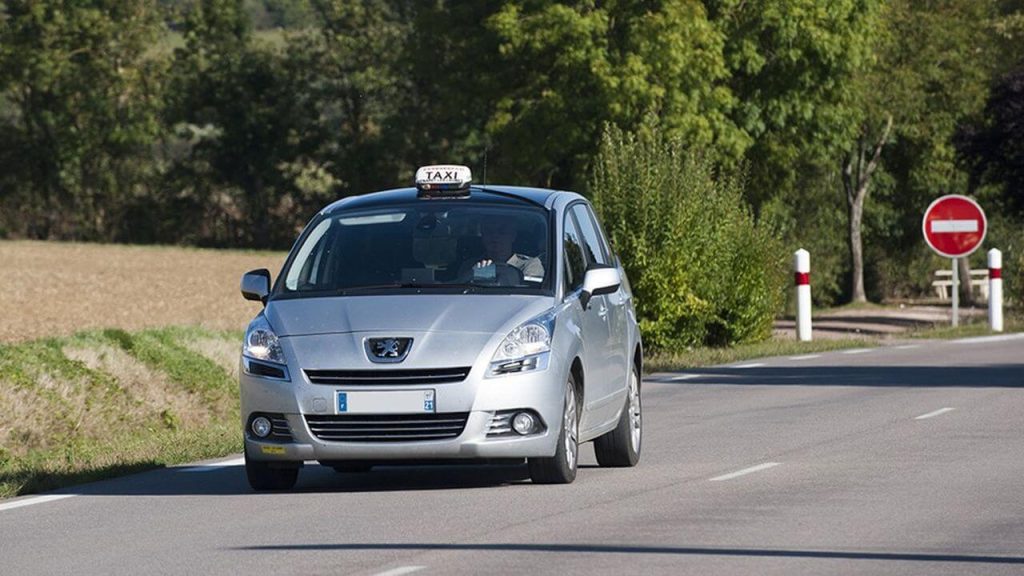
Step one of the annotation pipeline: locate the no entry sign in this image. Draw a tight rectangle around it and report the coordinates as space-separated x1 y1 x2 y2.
922 195 987 258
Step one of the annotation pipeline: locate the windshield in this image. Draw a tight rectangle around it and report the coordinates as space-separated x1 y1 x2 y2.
277 202 551 296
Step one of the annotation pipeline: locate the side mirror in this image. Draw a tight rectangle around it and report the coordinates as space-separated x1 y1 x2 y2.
241 269 271 304
580 265 621 309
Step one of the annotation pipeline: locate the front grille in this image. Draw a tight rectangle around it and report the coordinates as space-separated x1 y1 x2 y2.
304 367 471 386
304 413 470 442
268 415 293 442
487 411 516 437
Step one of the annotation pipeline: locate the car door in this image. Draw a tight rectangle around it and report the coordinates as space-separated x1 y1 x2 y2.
574 203 630 389
562 210 613 432
577 201 630 385
568 204 626 431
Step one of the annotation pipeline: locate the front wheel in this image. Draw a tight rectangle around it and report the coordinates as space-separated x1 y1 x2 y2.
594 363 641 467
528 374 579 484
245 449 299 491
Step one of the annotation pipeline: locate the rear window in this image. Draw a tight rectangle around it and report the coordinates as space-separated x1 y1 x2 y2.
277 203 551 296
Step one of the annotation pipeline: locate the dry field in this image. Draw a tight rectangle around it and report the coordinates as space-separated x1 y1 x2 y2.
0 240 286 343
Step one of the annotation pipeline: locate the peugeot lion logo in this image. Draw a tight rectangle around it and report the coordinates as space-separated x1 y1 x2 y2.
366 337 413 363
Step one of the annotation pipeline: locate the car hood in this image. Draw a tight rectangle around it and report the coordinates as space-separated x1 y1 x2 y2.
264 294 554 337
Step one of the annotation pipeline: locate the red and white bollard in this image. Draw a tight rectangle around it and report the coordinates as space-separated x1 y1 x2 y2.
988 248 1003 332
794 249 811 341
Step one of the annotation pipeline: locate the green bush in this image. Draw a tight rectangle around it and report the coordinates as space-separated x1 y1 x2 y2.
588 122 786 351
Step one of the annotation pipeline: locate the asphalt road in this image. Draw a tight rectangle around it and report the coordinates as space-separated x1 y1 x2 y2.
3 333 1023 576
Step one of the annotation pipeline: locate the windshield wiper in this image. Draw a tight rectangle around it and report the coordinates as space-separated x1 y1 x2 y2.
337 283 487 294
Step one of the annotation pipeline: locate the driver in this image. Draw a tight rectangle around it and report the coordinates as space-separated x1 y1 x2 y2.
466 216 544 282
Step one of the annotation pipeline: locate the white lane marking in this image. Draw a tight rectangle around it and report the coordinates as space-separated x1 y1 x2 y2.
709 462 780 482
788 354 821 361
179 457 245 473
842 348 872 355
931 220 979 233
373 567 426 576
894 344 920 350
733 362 766 369
671 374 700 381
955 333 1024 345
0 494 75 512
915 407 955 420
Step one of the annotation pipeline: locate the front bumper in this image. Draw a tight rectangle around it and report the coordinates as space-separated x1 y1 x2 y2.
240 356 565 463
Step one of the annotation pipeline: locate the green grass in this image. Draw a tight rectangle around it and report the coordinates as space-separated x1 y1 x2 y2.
0 424 239 497
813 301 888 315
101 327 238 408
906 311 1023 340
645 308 1022 374
645 338 875 373
0 326 240 499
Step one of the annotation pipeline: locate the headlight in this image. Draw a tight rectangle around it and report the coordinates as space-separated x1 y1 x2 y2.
493 324 551 361
243 314 285 365
489 310 556 376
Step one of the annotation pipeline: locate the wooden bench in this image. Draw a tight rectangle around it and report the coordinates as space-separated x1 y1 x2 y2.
932 269 989 300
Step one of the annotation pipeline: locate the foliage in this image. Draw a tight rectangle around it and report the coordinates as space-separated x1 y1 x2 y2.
0 326 240 497
402 1 741 188
589 121 785 350
841 0 995 300
165 0 311 247
957 64 1024 218
709 0 883 205
0 0 165 241
0 0 1022 309
294 0 411 195
157 0 409 247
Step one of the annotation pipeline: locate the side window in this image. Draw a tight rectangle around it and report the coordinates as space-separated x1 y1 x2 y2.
570 204 608 266
285 218 332 290
586 205 615 264
563 213 587 293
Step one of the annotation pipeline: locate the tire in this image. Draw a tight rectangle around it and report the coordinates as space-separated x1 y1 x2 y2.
594 363 641 467
245 449 299 491
528 374 579 484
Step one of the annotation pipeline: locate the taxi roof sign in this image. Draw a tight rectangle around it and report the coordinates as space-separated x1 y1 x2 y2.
415 165 472 197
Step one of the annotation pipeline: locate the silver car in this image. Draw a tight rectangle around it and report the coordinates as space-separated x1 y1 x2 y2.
238 165 642 489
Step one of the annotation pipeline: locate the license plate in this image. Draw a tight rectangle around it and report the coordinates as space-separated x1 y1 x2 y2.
336 390 435 414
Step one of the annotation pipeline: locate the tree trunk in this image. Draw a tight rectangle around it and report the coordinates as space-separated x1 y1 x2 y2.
841 114 893 304
848 189 867 303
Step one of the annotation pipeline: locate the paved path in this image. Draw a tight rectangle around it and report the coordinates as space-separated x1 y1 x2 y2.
2 333 1023 575
773 305 987 339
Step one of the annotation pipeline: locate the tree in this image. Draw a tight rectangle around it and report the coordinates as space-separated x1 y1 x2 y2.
707 0 883 208
292 0 411 196
167 0 329 247
957 63 1024 216
0 0 164 240
401 1 740 189
839 0 993 302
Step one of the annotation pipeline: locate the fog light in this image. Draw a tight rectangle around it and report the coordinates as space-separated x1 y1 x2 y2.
251 416 272 438
512 412 536 435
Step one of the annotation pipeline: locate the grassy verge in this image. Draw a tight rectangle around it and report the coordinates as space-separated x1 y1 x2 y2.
646 309 1022 373
0 326 241 498
645 338 875 373
906 310 1023 339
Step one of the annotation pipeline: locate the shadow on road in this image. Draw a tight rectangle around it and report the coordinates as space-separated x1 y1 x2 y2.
233 542 1024 565
61 462 531 497
649 365 1024 388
